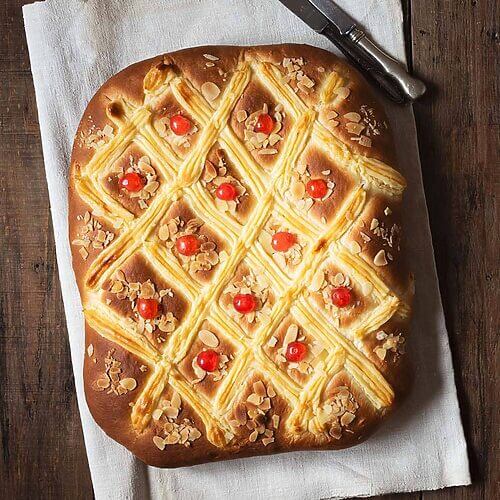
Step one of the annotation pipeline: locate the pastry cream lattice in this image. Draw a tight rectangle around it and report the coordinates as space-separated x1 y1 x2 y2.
75 53 409 449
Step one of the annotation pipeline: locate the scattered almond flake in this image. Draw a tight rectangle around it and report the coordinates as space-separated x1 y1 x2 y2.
79 122 114 150
102 124 114 137
344 112 361 123
198 329 219 348
384 206 392 216
370 218 379 230
164 406 179 419
346 122 365 135
253 381 266 397
321 169 331 176
340 411 356 426
335 86 350 99
96 377 110 389
268 133 281 146
326 110 338 120
172 392 181 409
360 231 371 242
272 415 280 428
189 428 202 440
267 336 278 348
79 247 89 260
267 386 276 398
349 240 361 254
247 393 262 406
158 224 170 241
262 437 275 446
258 148 278 156
87 344 94 357
152 409 163 421
236 109 248 122
309 269 325 292
201 81 220 101
318 66 325 72
332 272 345 286
153 436 166 450
358 135 372 147
203 53 219 61
283 323 299 346
330 120 340 127
205 62 215 67
374 249 388 266
249 430 259 442
120 377 137 391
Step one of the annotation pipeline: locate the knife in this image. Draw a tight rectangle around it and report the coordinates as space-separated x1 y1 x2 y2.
278 0 426 103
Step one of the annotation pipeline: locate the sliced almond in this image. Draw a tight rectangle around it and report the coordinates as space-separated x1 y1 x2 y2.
253 381 266 397
152 409 163 421
120 377 137 391
344 112 361 123
171 391 182 409
267 336 278 348
201 82 220 101
335 86 350 99
374 249 388 266
246 393 262 406
332 272 345 287
153 436 166 450
349 240 361 254
189 428 202 441
309 269 325 292
87 344 94 357
284 323 299 345
96 376 111 389
164 407 179 419
346 122 365 135
236 109 248 123
358 136 372 147
158 224 170 241
198 329 219 348
340 411 356 426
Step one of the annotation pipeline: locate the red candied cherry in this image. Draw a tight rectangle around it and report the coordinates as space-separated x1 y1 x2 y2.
119 172 145 192
216 182 238 201
331 286 352 308
285 341 307 362
271 231 296 252
306 179 328 199
175 235 200 256
137 298 159 320
254 113 274 135
233 293 257 314
169 114 192 136
196 349 220 372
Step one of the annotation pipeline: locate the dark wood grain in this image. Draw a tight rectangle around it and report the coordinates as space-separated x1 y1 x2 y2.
411 1 499 500
0 1 497 499
0 1 93 499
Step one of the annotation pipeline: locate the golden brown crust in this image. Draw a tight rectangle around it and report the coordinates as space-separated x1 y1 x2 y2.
69 44 413 468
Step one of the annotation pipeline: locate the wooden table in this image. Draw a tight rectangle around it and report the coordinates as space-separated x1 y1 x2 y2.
1 1 497 498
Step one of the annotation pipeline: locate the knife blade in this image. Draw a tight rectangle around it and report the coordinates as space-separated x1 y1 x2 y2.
277 0 426 103
308 0 355 35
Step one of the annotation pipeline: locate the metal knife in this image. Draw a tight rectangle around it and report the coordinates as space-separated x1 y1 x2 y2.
278 0 426 103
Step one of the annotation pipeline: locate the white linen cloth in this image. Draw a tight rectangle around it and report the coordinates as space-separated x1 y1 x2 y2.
23 0 471 498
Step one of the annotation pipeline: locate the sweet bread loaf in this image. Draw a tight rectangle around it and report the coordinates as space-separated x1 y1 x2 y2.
69 44 413 467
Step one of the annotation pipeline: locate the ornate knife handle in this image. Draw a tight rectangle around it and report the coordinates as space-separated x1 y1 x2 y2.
349 27 426 102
